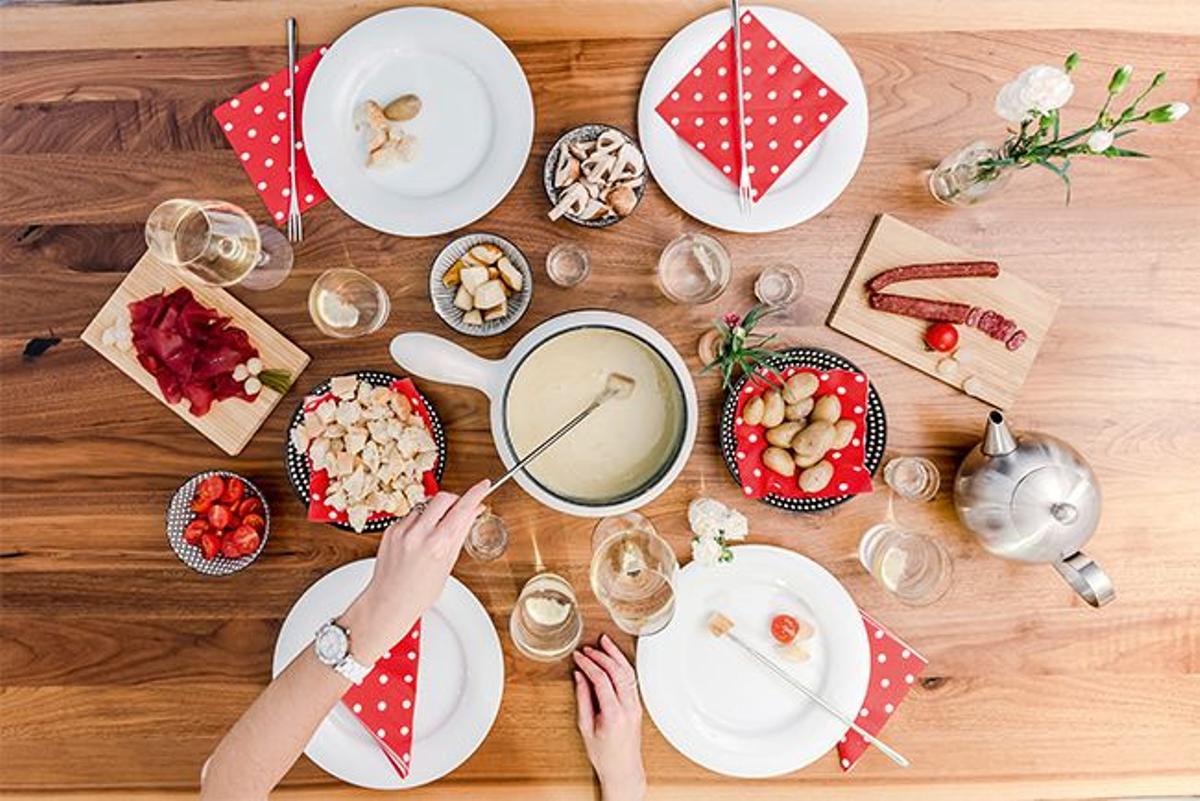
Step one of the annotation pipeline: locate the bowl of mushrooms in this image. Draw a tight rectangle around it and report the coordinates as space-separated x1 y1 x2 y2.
543 124 646 227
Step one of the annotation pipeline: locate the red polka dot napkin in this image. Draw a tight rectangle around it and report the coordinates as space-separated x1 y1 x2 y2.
838 612 927 771
304 378 440 526
212 47 329 225
655 10 848 201
342 622 422 778
733 368 872 500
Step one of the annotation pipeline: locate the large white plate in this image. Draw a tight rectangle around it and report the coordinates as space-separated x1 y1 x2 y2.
272 559 504 789
637 544 869 778
304 7 534 236
637 6 867 233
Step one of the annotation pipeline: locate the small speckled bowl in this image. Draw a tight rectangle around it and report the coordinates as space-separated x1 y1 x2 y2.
428 232 533 337
165 470 269 577
543 123 646 228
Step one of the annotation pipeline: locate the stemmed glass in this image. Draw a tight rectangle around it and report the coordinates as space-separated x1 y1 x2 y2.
589 511 677 635
145 199 293 290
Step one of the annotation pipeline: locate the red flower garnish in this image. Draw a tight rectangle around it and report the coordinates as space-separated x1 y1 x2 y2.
723 312 741 328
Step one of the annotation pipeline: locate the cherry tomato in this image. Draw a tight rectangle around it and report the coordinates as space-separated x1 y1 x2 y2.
183 519 208 545
220 477 245 506
190 495 214 514
228 525 261 556
207 504 233 531
241 513 266 533
221 536 244 559
771 614 800 645
924 323 959 353
237 497 263 517
197 475 226 502
199 532 221 561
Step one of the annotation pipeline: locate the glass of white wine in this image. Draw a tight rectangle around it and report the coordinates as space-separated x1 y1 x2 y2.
144 199 293 290
858 523 952 606
590 511 677 635
307 268 391 338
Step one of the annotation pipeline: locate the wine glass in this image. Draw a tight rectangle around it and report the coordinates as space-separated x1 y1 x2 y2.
509 571 583 662
656 232 731 304
307 268 390 338
145 199 293 290
589 511 677 635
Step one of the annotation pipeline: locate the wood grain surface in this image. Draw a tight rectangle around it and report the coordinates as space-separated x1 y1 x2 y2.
2 2 1199 799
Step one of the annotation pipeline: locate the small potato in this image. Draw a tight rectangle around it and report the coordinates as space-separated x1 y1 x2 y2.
792 420 835 458
793 450 825 469
785 397 814 421
743 396 765 426
762 390 786 427
762 447 796 477
811 395 841 423
766 421 804 448
782 372 819 404
832 419 856 449
799 460 835 493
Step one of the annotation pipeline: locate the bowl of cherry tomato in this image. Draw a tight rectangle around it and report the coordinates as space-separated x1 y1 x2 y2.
165 470 270 576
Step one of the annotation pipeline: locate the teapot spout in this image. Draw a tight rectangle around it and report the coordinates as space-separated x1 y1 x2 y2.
981 410 1018 457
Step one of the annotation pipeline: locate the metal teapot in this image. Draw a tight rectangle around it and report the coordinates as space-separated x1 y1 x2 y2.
954 411 1114 607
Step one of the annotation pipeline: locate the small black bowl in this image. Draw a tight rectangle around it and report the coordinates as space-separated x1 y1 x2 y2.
542 123 646 228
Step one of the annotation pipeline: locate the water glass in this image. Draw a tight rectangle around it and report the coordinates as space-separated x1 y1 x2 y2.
656 232 731 304
465 510 509 562
883 456 941 502
545 242 591 287
590 511 677 636
307 268 390 338
753 263 804 308
509 571 583 662
858 523 952 606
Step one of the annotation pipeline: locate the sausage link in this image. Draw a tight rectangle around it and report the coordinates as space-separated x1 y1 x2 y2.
868 292 973 324
866 261 1000 293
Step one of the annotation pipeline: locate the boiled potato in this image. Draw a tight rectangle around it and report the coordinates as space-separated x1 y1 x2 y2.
743 396 765 426
762 390 786 427
799 460 835 493
792 420 835 457
766 421 804 448
832 419 856 450
793 450 826 469
782 372 819 404
762 446 796 477
811 395 841 423
785 397 814 421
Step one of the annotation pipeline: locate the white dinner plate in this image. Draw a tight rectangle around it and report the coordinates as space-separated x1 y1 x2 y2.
637 544 869 777
304 7 534 236
637 6 867 233
272 559 504 789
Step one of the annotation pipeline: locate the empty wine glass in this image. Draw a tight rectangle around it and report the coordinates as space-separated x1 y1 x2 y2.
590 511 677 635
859 523 952 606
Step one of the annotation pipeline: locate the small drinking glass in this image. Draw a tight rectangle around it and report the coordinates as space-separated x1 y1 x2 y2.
307 268 390 338
545 242 591 287
754 263 805 308
145 198 293 290
656 232 731 304
509 571 583 662
883 456 941 502
859 523 952 606
590 512 677 636
465 509 509 562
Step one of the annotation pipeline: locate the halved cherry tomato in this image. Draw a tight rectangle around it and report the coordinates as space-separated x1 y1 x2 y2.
190 495 214 514
207 504 233 531
228 525 261 556
237 497 263 517
199 532 221 561
221 536 244 559
197 475 226 502
183 519 209 545
220 477 245 506
771 614 800 645
241 513 266 533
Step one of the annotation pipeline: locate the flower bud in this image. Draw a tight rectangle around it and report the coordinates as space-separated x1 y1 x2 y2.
1086 129 1115 153
1150 71 1167 89
1064 52 1080 72
1146 102 1190 123
1107 64 1132 94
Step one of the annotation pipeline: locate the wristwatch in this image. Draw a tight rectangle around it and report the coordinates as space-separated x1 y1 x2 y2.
313 619 373 685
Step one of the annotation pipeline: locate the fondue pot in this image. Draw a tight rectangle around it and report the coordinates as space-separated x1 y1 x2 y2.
390 310 698 517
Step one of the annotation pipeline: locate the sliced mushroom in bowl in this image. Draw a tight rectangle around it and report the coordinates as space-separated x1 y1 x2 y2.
543 124 646 227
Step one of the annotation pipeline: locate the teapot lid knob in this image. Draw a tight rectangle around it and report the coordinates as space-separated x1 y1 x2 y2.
1050 502 1079 525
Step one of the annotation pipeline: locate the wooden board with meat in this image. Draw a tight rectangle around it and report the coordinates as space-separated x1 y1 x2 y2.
81 252 310 455
827 214 1059 409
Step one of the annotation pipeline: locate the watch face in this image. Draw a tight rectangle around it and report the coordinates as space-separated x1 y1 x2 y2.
315 623 349 665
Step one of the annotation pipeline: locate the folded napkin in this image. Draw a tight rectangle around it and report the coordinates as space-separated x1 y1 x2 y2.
733 367 872 500
838 612 927 771
304 378 440 527
342 622 422 778
654 10 847 201
213 46 330 225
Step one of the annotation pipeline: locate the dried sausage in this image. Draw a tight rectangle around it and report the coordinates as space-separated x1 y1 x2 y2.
866 261 1000 292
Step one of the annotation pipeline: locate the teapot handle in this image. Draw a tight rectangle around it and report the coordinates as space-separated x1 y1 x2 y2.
1052 551 1115 608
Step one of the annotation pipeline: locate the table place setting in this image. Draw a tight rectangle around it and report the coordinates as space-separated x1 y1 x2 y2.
28 0 1197 796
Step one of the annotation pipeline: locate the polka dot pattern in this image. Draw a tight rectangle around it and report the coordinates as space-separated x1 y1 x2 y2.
837 612 927 772
654 11 848 201
213 46 329 225
342 622 423 779
164 470 270 577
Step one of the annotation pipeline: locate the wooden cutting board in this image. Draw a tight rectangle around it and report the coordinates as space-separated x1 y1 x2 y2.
828 214 1059 409
81 252 309 455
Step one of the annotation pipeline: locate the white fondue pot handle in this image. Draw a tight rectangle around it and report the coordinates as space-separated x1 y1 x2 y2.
1052 551 1115 608
389 332 505 400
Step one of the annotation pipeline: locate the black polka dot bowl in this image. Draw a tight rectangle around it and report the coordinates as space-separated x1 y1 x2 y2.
165 470 270 577
283 371 448 535
719 348 887 513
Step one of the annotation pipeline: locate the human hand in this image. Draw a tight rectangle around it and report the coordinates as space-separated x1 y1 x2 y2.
342 480 489 662
573 635 646 801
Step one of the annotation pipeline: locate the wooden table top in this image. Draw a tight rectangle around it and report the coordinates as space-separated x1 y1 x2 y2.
2 2 1198 798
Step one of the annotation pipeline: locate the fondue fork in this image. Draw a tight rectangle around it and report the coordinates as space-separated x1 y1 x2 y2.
706 612 910 769
485 373 635 497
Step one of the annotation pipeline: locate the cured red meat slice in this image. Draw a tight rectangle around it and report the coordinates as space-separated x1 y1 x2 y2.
993 317 1018 343
866 261 1000 293
1006 330 1028 350
966 307 983 327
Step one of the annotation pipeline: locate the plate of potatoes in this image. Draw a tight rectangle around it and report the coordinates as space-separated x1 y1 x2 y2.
719 348 886 513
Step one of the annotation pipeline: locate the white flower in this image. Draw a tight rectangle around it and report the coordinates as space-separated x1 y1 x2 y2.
687 497 749 541
691 535 722 567
1086 129 1114 153
1166 101 1190 121
994 65 1075 123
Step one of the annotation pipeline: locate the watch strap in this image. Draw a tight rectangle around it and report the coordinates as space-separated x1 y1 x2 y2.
333 654 373 685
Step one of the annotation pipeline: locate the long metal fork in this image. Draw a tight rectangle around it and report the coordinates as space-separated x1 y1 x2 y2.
731 0 752 216
285 17 303 243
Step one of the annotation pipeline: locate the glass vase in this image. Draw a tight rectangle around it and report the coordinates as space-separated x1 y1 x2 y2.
927 140 1013 206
